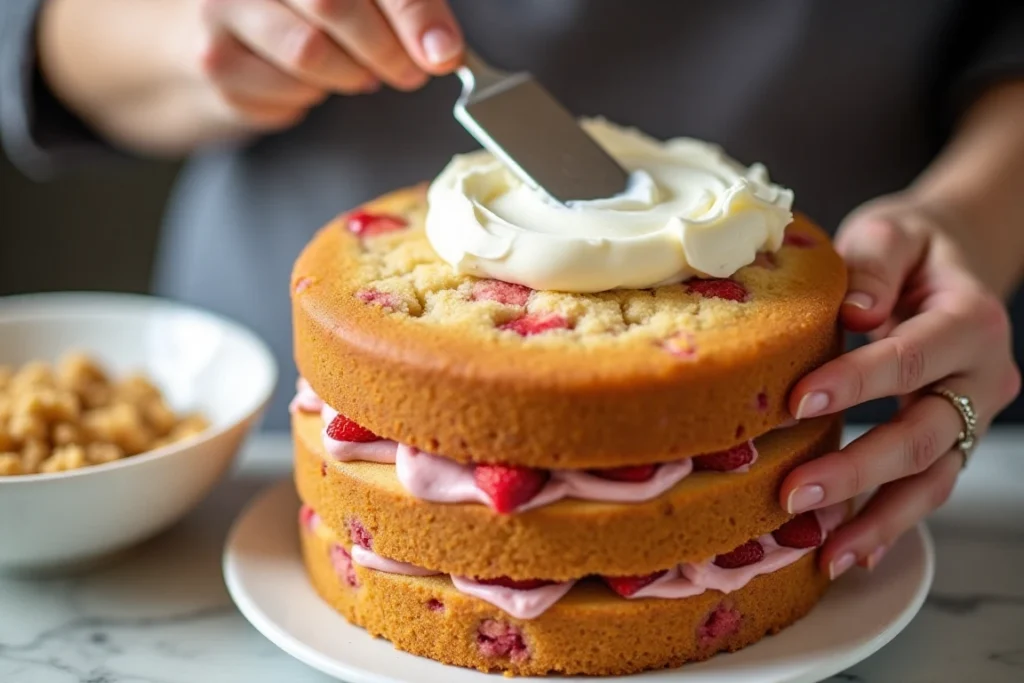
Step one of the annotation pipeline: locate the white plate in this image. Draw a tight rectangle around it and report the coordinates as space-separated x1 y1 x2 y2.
224 481 934 683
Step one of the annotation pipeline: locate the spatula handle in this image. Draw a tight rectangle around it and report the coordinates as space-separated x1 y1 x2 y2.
457 48 512 94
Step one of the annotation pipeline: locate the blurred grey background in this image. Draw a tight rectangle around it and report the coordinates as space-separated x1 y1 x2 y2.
0 152 176 295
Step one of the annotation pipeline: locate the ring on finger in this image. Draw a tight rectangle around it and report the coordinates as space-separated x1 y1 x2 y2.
930 385 978 468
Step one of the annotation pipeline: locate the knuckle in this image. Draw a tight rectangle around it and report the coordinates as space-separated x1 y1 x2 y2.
833 355 867 405
198 34 234 78
374 41 412 68
287 25 329 72
381 0 430 18
975 295 1012 342
891 337 926 393
306 0 352 18
929 467 958 510
904 426 940 475
835 452 864 498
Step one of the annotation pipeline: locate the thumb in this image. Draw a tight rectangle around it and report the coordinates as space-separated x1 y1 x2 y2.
377 0 464 74
834 212 928 333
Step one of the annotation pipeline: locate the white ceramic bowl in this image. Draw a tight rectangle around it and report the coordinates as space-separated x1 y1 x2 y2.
0 292 277 573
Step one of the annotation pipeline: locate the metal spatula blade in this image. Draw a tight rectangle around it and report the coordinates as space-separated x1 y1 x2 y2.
454 51 629 204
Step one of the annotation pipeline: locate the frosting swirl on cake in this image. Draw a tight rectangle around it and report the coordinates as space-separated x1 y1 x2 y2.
426 118 794 293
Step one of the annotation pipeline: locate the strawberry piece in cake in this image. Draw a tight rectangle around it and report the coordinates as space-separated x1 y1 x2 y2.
686 278 749 302
772 512 824 548
602 571 667 597
325 414 380 443
713 540 765 569
347 210 408 237
473 463 549 513
693 442 756 472
590 464 659 482
471 280 533 306
499 313 570 337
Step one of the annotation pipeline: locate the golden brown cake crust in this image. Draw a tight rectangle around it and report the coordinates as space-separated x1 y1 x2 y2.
301 515 831 676
294 411 842 580
292 185 847 467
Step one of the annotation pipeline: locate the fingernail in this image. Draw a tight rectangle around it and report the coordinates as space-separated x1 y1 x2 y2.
421 27 460 65
864 545 888 571
829 552 856 580
795 391 829 419
843 292 875 310
786 484 825 514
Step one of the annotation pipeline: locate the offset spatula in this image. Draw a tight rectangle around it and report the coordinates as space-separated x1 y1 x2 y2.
454 50 630 204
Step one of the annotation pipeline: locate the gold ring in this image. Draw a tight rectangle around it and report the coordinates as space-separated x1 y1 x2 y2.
931 386 978 469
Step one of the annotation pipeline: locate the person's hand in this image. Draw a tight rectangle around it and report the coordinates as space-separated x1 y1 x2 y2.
188 0 463 131
779 193 1021 578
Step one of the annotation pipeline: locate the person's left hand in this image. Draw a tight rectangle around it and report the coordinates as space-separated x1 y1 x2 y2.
779 192 1021 579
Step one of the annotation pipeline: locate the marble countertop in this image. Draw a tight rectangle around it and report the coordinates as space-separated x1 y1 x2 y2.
1 428 1022 683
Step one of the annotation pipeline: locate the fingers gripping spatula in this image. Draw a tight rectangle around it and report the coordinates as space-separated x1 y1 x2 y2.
454 50 630 204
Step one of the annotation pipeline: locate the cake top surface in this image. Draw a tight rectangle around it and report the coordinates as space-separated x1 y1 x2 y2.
294 184 843 374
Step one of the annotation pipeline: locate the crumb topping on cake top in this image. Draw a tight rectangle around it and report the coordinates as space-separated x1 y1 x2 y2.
336 191 828 352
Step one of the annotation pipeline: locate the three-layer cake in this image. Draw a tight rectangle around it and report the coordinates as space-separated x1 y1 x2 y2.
289 122 848 675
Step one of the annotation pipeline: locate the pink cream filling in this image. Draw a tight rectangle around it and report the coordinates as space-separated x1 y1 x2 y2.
396 445 695 511
300 501 847 620
631 503 846 599
350 545 441 577
450 576 576 620
295 383 758 513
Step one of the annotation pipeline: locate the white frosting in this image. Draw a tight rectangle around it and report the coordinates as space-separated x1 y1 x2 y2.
426 118 794 293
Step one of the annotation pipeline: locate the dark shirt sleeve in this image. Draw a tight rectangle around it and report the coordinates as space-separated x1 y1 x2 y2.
947 0 1024 118
0 0 120 180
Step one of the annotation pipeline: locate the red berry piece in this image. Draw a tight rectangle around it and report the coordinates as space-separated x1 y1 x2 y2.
347 210 408 237
661 332 698 360
475 576 555 591
349 519 373 550
772 512 824 549
714 540 765 569
693 441 756 472
325 414 380 443
499 313 570 337
329 544 359 587
471 280 533 306
783 230 816 248
476 620 529 663
601 570 667 597
697 603 742 646
590 464 659 482
473 463 549 514
686 278 749 302
356 288 401 310
299 504 318 532
756 392 769 412
293 276 315 294
426 598 445 612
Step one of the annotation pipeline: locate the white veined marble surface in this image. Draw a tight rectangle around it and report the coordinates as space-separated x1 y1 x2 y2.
1 428 1022 683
